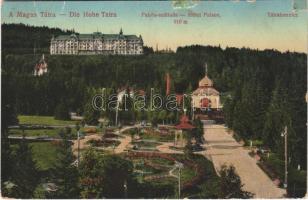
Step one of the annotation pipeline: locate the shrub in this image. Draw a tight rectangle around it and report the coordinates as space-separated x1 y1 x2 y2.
288 169 307 198
84 128 97 134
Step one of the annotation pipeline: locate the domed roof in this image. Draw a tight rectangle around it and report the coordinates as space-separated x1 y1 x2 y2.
199 75 213 87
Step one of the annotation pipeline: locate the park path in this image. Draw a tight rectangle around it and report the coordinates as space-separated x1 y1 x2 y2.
202 124 285 198
72 125 137 155
113 125 140 153
156 142 183 154
72 134 101 155
114 134 131 153
72 124 285 198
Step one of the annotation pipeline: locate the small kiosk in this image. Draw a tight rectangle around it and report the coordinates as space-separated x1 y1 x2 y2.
174 115 195 148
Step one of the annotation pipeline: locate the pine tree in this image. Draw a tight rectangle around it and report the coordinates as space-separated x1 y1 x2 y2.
1 74 18 185
100 155 134 198
285 71 307 168
193 118 204 144
262 82 289 153
158 110 167 124
83 101 100 125
219 165 253 198
119 88 135 124
52 130 80 198
11 139 40 198
79 148 104 198
54 101 70 120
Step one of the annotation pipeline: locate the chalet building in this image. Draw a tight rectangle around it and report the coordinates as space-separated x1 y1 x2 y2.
117 87 134 104
117 87 145 103
34 54 48 76
50 29 143 55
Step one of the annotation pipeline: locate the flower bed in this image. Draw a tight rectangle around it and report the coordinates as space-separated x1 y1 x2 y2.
87 139 120 148
84 127 97 134
103 132 119 139
125 152 205 191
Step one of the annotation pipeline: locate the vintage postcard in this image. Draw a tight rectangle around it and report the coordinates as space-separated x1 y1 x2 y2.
1 0 307 199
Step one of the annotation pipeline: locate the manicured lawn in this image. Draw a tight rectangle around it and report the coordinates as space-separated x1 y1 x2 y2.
132 141 161 149
18 115 75 126
10 142 61 171
133 160 164 175
30 142 61 170
123 127 174 142
141 133 174 142
150 157 174 166
9 128 79 139
141 128 174 142
129 154 220 198
9 129 60 137
181 167 197 182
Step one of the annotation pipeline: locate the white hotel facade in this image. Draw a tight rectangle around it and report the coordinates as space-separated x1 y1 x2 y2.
50 29 143 55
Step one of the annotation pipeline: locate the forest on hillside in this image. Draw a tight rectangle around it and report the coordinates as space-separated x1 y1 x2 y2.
2 23 307 196
2 23 74 54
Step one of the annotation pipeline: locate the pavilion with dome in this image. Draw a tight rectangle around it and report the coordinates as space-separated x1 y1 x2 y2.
191 64 222 112
174 115 195 148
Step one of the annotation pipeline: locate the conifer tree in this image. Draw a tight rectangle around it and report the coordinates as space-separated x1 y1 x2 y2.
52 129 80 198
11 139 40 198
219 165 253 198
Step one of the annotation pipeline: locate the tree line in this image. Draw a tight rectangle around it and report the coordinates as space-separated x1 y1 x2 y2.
2 23 74 54
2 31 306 169
1 23 307 196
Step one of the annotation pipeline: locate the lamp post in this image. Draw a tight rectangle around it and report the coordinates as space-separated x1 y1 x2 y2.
115 100 119 127
76 123 81 167
77 130 80 167
191 103 195 121
175 161 184 199
281 126 288 190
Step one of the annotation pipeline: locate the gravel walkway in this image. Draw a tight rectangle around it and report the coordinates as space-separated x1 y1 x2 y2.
202 124 286 198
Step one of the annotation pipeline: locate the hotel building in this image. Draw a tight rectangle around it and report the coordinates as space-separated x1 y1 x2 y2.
50 29 143 55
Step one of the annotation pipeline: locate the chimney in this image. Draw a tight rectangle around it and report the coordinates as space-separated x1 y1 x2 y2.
166 73 171 95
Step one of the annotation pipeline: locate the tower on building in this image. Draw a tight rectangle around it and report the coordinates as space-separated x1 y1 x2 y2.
34 54 48 76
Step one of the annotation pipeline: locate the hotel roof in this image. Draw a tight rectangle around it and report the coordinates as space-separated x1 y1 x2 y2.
53 32 141 41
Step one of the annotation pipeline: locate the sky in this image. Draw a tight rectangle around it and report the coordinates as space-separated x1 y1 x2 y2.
1 0 307 53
